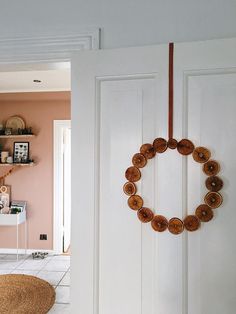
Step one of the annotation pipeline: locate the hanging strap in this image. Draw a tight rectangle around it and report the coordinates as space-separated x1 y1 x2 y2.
168 42 174 139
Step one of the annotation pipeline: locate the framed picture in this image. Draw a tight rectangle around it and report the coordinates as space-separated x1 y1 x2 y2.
13 142 29 163
10 205 24 214
10 201 26 214
0 185 11 207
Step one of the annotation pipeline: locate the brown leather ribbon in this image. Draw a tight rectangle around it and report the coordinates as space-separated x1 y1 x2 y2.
168 42 174 140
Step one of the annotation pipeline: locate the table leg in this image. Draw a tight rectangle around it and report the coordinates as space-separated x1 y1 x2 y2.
24 220 27 256
16 223 19 261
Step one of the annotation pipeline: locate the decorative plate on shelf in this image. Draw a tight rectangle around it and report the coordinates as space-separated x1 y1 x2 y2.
5 116 25 134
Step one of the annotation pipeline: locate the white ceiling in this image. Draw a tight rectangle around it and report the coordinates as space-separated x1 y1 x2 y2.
0 62 71 93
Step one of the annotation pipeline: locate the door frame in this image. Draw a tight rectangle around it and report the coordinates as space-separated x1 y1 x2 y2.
53 120 71 254
0 29 100 311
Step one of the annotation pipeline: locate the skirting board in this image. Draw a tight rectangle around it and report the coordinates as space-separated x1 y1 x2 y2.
0 249 55 255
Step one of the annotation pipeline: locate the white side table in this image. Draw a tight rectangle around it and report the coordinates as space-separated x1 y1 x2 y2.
0 211 27 261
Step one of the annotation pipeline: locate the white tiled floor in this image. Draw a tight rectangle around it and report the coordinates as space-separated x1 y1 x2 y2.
0 254 70 313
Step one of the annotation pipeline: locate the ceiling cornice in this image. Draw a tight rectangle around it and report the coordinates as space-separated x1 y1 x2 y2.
0 28 100 64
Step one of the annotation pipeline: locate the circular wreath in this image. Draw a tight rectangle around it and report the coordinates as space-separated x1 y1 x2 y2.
123 138 223 235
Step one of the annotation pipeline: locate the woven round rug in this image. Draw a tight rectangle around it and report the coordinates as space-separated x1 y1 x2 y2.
0 274 55 314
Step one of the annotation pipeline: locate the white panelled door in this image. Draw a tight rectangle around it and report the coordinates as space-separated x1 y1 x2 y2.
71 38 236 314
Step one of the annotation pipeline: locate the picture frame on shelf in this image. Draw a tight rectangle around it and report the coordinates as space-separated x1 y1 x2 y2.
0 185 11 207
10 200 26 214
5 128 12 136
13 142 29 163
10 205 24 214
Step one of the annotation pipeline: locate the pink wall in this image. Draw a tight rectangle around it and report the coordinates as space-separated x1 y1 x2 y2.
0 92 71 250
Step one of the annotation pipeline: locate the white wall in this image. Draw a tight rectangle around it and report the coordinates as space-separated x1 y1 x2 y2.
0 0 236 48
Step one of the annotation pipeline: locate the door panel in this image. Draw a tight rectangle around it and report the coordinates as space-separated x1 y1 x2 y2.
71 45 168 314
100 80 146 314
187 73 236 314
71 38 236 314
99 78 184 314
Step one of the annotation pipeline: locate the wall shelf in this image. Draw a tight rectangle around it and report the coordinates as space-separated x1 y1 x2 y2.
0 210 26 226
0 134 35 139
0 163 35 167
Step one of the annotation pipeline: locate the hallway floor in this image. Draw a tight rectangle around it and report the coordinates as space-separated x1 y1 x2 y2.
0 254 70 313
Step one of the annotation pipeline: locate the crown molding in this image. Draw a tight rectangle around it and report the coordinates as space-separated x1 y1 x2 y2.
0 28 100 64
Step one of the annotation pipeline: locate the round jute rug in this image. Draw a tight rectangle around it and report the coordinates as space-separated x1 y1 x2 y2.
0 274 55 314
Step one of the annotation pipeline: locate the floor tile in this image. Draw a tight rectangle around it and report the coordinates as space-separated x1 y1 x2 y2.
59 271 70 286
55 286 70 304
17 259 49 271
0 260 24 270
48 303 71 313
0 269 12 274
37 271 65 286
43 260 70 272
51 255 70 261
11 270 38 276
3 254 27 261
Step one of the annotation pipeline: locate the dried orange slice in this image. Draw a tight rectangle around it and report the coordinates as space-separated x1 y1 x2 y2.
137 207 154 223
125 166 141 182
167 138 178 149
204 192 223 208
205 176 223 192
195 204 213 222
177 139 194 155
184 215 200 231
203 160 220 176
168 217 184 234
128 195 143 210
151 215 168 232
140 143 156 159
153 138 168 153
192 147 211 163
132 153 147 168
123 182 137 196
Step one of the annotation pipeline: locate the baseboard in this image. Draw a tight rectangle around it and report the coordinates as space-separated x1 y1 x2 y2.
0 248 55 255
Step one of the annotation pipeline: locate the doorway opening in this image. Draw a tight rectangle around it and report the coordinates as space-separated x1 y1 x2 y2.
0 63 72 309
0 62 71 258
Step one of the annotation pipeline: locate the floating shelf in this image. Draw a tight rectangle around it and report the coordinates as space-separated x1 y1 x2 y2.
0 134 35 139
0 163 35 167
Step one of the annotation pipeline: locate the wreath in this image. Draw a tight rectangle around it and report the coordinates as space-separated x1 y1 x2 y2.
123 137 223 235
123 44 224 235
